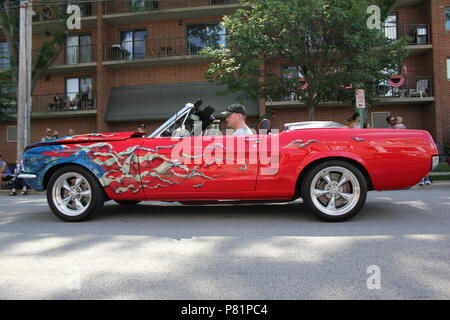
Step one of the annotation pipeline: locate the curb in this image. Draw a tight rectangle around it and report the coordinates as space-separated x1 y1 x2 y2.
0 190 45 196
410 181 450 190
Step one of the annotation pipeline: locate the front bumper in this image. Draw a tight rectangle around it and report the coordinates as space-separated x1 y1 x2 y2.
17 173 37 179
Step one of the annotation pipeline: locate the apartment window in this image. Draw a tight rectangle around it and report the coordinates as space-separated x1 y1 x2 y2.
445 8 450 31
283 66 305 80
120 29 147 59
6 126 17 142
128 0 158 11
66 34 92 64
384 14 398 40
187 24 226 54
66 77 94 110
0 41 10 70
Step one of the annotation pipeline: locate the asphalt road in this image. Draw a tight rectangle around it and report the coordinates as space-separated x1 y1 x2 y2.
0 184 449 300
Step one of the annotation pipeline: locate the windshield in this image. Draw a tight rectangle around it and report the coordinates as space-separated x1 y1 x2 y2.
147 101 216 138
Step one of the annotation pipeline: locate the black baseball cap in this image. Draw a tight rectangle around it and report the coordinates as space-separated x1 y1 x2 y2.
220 103 247 118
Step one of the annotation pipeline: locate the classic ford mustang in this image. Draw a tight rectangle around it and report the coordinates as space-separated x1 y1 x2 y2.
20 101 439 222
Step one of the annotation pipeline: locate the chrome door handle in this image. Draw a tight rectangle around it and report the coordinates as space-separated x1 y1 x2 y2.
353 137 366 142
244 138 260 143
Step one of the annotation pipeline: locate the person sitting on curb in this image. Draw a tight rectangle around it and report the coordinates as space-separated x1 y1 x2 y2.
9 159 28 196
0 155 11 188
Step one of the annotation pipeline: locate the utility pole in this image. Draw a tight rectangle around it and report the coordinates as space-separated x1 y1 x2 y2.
17 0 32 159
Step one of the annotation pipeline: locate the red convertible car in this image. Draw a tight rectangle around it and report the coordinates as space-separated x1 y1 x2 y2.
20 101 439 222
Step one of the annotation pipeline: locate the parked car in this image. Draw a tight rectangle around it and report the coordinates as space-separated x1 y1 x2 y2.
20 101 439 222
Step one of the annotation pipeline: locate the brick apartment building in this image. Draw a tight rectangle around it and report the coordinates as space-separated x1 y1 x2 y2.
0 0 449 162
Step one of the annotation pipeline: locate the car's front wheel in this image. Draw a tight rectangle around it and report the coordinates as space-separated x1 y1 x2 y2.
301 160 367 222
47 166 105 222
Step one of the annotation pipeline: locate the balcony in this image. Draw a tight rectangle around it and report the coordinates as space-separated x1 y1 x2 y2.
31 91 97 118
103 34 224 67
102 0 243 24
266 76 434 108
384 24 432 54
376 76 434 104
42 44 97 73
32 1 97 31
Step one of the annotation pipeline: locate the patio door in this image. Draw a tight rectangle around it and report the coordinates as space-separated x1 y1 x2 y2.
120 30 146 59
66 34 91 64
384 14 398 41
66 77 93 109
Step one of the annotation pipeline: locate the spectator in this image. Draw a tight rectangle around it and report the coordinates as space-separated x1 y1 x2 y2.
419 175 432 186
55 94 64 110
41 128 57 142
80 79 92 109
137 124 146 133
9 159 28 196
0 155 11 187
386 116 396 128
395 116 406 129
347 112 361 128
68 128 75 136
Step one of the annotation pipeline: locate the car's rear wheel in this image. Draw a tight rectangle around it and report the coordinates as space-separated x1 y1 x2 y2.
47 166 105 222
301 160 367 222
114 200 141 206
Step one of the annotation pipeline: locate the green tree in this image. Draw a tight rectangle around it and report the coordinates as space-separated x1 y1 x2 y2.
0 0 69 118
202 0 408 120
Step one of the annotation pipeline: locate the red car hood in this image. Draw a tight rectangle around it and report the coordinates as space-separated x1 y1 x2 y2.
25 132 145 151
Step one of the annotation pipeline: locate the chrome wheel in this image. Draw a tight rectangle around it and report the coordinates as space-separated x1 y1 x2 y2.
52 172 92 217
309 166 361 216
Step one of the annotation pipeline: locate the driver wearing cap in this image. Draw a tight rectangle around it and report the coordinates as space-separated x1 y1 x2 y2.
220 104 254 136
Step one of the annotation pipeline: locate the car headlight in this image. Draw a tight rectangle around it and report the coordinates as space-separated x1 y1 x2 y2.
431 156 440 171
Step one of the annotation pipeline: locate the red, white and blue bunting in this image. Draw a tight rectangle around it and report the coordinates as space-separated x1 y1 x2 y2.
387 77 405 88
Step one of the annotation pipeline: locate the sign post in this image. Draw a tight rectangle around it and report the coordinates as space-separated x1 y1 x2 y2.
355 89 366 129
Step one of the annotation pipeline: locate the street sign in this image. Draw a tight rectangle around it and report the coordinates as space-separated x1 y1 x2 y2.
355 89 366 109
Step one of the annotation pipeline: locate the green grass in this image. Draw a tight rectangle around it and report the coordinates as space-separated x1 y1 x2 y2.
432 162 450 172
430 175 450 181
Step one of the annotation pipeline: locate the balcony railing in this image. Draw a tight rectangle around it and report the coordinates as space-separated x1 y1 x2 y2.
269 76 434 104
376 76 433 99
32 91 96 113
104 34 225 61
384 24 431 45
32 1 96 22
63 44 96 65
103 0 238 15
33 45 96 68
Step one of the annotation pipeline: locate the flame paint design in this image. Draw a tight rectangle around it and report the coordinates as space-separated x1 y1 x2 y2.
54 142 229 195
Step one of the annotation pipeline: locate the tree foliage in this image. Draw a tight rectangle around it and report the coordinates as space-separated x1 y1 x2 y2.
0 0 69 118
202 0 408 120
